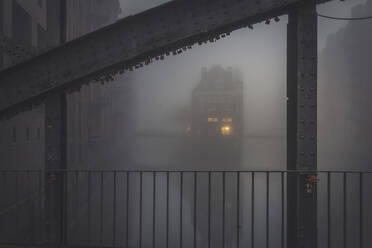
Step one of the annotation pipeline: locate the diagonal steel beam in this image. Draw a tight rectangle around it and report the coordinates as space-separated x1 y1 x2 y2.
0 0 329 114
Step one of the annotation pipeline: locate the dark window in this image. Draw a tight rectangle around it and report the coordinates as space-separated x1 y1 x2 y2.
37 24 47 48
12 1 32 46
12 127 16 143
0 1 4 70
38 0 43 8
26 127 30 141
36 127 41 140
0 2 3 36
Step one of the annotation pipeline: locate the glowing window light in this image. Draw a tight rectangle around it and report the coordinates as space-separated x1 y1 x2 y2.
208 117 218 122
221 125 232 136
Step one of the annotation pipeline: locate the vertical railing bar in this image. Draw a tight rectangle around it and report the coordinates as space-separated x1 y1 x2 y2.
87 171 91 246
237 172 240 248
113 171 117 247
62 171 68 246
28 170 35 243
327 172 331 248
208 172 211 248
343 172 347 248
266 172 269 248
251 172 255 248
0 171 3 244
166 172 169 248
15 171 18 240
39 170 43 244
76 171 79 243
281 172 284 248
180 172 183 248
359 172 363 248
100 171 104 246
139 172 143 248
153 172 156 248
126 172 130 248
222 172 226 248
194 172 197 248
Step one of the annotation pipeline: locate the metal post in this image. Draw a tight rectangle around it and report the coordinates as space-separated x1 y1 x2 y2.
45 92 68 246
287 0 318 247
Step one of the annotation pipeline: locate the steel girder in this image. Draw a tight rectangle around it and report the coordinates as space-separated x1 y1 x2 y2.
287 1 318 248
0 0 329 114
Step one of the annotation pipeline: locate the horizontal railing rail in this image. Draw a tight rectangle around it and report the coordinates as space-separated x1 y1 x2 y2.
0 170 371 248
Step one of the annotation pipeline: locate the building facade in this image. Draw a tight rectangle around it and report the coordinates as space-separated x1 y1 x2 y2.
0 0 132 170
191 66 244 137
0 0 63 170
63 0 135 170
65 0 121 41
318 1 372 170
190 66 244 166
0 1 133 244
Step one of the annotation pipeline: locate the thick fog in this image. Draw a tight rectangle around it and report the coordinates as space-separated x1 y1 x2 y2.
110 0 371 171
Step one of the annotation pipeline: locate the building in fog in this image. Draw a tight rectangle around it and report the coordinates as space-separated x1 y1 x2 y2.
191 66 244 137
319 0 372 169
190 66 243 166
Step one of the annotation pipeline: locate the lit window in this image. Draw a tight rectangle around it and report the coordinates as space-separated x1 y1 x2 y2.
208 117 218 122
222 117 232 122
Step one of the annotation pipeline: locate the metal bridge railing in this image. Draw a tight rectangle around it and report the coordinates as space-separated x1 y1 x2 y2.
0 170 371 248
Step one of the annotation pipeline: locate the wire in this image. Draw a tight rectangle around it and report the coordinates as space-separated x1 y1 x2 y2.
317 12 372 21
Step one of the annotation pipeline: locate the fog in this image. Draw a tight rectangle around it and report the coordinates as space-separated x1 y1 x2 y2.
108 0 371 171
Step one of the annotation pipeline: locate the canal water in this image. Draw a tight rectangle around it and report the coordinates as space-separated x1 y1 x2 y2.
133 136 286 170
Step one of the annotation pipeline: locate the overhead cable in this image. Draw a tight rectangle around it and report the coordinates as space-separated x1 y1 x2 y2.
317 12 372 21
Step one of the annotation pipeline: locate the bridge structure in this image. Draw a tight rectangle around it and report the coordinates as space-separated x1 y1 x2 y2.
0 0 333 247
